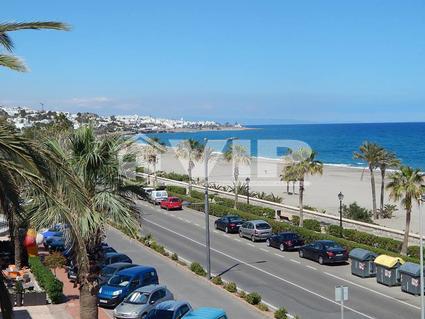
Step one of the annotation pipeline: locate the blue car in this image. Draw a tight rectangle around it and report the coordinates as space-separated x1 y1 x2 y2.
145 301 192 319
183 308 228 319
46 236 66 252
97 265 159 308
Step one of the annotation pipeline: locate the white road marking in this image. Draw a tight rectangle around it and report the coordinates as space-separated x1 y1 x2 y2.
274 253 285 258
194 223 200 227
290 259 301 264
323 271 420 310
260 248 269 252
144 218 376 319
306 265 317 270
246 243 255 247
233 238 241 242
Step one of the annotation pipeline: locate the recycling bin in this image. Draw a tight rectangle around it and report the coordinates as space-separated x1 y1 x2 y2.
374 255 405 286
349 248 378 278
399 262 425 295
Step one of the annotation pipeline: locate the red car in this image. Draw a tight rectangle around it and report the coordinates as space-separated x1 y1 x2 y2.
160 197 183 210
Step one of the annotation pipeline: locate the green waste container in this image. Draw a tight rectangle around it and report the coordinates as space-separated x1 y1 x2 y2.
374 255 405 287
349 248 378 278
399 262 425 295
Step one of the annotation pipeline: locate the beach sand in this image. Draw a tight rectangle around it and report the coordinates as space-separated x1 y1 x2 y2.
141 149 419 235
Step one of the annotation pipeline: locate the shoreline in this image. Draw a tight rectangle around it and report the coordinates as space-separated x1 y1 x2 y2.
147 126 260 134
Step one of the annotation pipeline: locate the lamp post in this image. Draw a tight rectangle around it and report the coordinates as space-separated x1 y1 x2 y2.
338 192 344 237
420 194 425 319
203 138 211 279
245 177 251 204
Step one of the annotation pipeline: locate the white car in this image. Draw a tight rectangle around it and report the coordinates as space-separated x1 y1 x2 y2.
150 190 168 205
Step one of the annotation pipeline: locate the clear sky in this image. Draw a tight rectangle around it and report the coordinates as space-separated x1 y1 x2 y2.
2 1 424 124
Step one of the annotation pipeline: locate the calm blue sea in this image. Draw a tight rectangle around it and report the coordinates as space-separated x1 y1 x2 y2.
140 123 425 169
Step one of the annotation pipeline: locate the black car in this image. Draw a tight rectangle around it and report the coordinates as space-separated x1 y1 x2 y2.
299 240 348 265
266 232 305 251
101 246 117 254
214 215 245 233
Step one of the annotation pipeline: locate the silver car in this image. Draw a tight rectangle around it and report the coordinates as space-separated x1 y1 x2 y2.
113 284 174 319
239 220 272 242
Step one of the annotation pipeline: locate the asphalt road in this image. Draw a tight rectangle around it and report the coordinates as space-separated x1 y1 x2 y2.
137 200 421 319
105 226 265 319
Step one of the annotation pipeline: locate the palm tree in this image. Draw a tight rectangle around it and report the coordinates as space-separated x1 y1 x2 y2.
224 144 250 209
354 142 384 219
143 137 166 187
377 150 400 216
386 166 424 255
176 139 204 194
0 21 69 71
28 126 141 319
285 148 323 227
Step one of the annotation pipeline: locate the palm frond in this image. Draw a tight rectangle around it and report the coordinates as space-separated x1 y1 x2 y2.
0 32 13 52
0 54 26 71
0 21 70 32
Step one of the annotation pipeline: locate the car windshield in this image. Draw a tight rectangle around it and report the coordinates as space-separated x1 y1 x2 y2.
228 217 242 222
103 247 115 253
146 310 173 319
108 275 131 287
171 198 180 202
256 223 271 230
323 242 340 249
281 233 299 240
125 291 149 304
100 266 116 276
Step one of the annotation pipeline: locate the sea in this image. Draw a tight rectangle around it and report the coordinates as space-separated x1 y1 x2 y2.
139 122 425 170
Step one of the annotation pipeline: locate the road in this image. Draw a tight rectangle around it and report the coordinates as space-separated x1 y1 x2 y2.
105 227 265 319
137 200 421 319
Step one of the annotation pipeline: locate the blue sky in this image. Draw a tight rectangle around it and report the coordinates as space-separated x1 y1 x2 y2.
2 1 424 124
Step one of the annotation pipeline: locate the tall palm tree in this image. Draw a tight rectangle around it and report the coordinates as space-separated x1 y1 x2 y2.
224 144 250 209
176 139 204 194
285 148 323 227
143 137 166 187
28 126 141 319
354 142 384 219
0 21 69 71
386 166 424 255
377 150 400 215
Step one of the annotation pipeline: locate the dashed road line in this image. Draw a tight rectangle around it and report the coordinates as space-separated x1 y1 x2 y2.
306 265 317 270
290 259 301 264
260 248 269 252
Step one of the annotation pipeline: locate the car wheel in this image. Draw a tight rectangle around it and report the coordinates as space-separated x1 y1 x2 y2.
166 206 170 211
280 244 285 252
299 250 304 258
318 256 324 265
266 239 270 247
215 223 218 229
225 227 229 233
239 231 243 238
251 235 256 242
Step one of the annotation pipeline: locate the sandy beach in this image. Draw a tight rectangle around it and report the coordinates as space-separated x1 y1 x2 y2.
140 148 420 235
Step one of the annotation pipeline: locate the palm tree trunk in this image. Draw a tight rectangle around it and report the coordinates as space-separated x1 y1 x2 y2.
286 182 289 194
187 166 192 195
153 161 157 188
299 179 304 227
0 272 12 319
292 181 295 194
370 167 378 219
80 279 98 319
380 168 386 216
13 214 22 269
234 181 238 209
401 206 411 256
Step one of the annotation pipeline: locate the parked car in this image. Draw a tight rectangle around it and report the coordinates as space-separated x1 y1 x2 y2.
142 187 155 201
299 240 349 265
101 252 133 268
47 236 66 252
113 284 174 319
160 197 183 210
145 301 192 319
44 235 63 249
102 246 117 254
239 220 272 242
150 190 168 205
183 308 228 319
99 263 138 286
266 232 305 251
97 265 159 308
214 215 245 233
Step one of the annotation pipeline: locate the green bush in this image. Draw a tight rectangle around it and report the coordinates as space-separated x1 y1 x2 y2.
224 281 237 293
407 246 425 259
238 290 246 299
166 185 187 195
291 215 300 226
274 308 288 319
211 276 223 285
190 262 207 277
245 292 262 305
343 202 373 223
258 303 269 311
158 171 190 182
29 256 63 303
171 253 179 261
303 219 321 232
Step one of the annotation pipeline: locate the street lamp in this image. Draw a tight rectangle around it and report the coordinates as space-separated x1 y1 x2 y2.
203 138 211 279
245 177 251 204
420 194 425 319
338 192 344 237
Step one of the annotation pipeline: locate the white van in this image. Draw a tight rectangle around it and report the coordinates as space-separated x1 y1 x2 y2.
150 190 168 205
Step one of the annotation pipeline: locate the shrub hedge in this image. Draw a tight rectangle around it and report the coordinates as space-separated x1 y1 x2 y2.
166 185 187 195
168 191 419 263
303 219 321 232
190 262 207 276
246 292 262 305
29 256 63 303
